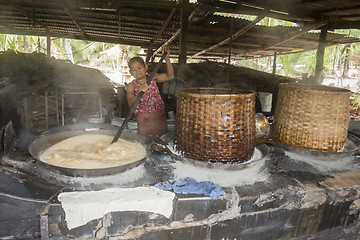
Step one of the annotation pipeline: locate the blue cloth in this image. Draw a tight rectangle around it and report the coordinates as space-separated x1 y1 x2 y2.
154 181 173 191
155 177 226 200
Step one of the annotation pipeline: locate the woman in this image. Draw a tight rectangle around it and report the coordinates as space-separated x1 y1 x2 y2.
126 47 174 136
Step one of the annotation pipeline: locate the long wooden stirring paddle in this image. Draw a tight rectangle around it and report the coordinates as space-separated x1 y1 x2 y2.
111 51 168 144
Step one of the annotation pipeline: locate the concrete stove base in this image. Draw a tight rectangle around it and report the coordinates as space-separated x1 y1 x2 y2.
43 171 360 240
1 122 360 239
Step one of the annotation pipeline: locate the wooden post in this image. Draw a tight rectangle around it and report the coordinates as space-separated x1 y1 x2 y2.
145 48 154 65
228 18 233 64
272 52 277 75
19 110 25 130
342 44 350 78
47 35 51 58
55 91 59 126
314 25 328 84
23 98 30 130
45 91 49 130
178 0 189 80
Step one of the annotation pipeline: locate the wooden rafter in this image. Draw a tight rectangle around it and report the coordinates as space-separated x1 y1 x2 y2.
340 15 360 21
186 39 299 51
118 8 121 38
191 2 315 23
327 20 360 29
322 7 360 17
62 4 88 38
151 9 197 58
12 2 50 32
190 12 266 59
226 21 328 59
0 0 358 61
188 25 320 45
0 20 16 31
150 8 177 47
260 21 327 51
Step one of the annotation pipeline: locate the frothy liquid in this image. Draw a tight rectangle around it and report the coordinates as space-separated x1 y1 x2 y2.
40 134 147 169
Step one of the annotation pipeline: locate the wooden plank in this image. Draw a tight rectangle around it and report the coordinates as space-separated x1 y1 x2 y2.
45 92 49 130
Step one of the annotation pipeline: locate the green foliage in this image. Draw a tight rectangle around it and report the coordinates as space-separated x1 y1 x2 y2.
70 40 90 64
128 45 142 59
236 60 263 71
353 90 360 109
0 34 142 69
258 17 298 27
278 52 306 77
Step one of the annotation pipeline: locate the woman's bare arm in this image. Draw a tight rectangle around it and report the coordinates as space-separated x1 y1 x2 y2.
155 47 175 83
125 83 138 107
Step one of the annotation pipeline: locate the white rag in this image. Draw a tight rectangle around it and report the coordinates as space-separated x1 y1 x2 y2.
58 186 175 230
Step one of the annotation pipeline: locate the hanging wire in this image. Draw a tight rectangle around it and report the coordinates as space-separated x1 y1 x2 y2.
39 41 96 56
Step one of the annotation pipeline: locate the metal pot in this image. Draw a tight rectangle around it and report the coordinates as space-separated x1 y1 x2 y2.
275 133 360 160
28 123 151 177
255 113 270 138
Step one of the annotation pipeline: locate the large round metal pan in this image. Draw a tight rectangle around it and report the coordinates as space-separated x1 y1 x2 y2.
275 133 360 160
177 144 269 170
158 132 269 170
28 123 151 177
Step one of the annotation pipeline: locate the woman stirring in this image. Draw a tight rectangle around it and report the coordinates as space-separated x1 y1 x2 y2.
126 47 174 136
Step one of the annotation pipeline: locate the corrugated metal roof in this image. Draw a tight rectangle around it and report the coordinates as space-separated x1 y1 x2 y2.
0 0 359 60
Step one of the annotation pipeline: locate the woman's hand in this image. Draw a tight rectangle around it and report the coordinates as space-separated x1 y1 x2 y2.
139 83 149 93
155 46 174 83
162 46 170 56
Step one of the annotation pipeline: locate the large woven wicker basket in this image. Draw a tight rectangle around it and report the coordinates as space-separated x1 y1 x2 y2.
175 88 255 163
273 83 351 152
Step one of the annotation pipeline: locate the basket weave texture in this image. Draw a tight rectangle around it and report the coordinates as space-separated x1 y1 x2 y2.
273 83 351 152
175 88 255 163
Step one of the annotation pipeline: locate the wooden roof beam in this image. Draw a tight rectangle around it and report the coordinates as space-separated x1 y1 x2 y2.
151 8 197 58
229 20 327 59
149 8 177 47
0 20 17 31
322 7 360 17
188 35 316 48
12 2 50 32
340 15 360 21
0 28 150 47
189 26 320 44
327 20 360 30
62 4 88 38
192 2 315 23
190 12 267 59
260 21 327 51
145 7 177 63
187 38 299 51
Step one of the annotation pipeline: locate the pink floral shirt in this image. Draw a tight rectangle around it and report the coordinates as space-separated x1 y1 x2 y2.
132 77 165 115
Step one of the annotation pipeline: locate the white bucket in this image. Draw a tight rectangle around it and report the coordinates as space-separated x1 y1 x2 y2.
258 92 273 112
